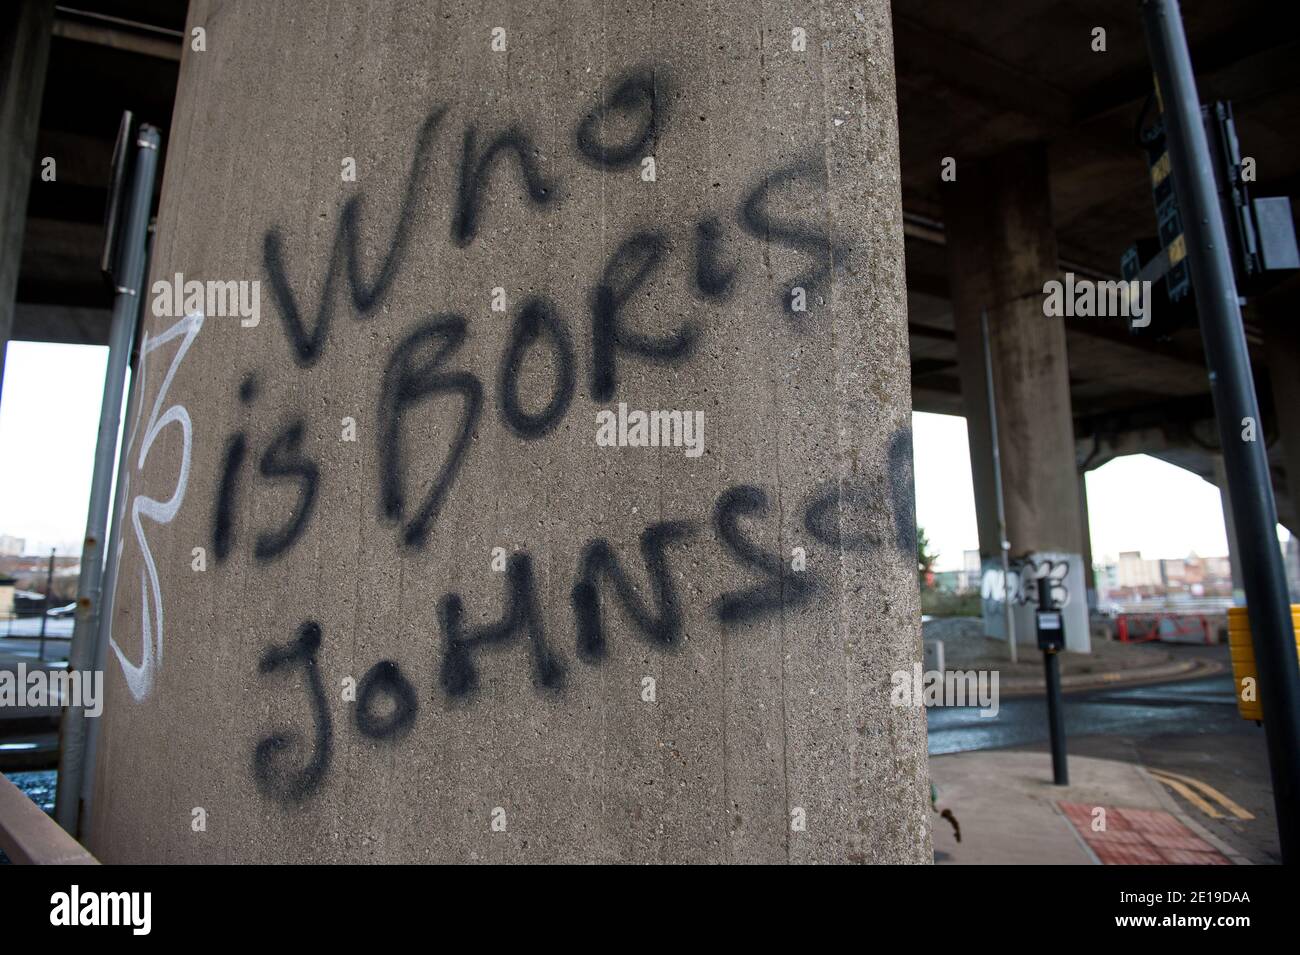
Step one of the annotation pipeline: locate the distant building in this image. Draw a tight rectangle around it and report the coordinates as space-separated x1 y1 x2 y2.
0 534 26 557
1117 551 1162 590
1101 549 1239 603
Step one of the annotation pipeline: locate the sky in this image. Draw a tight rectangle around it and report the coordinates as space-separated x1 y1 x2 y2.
0 342 1288 565
911 410 1288 570
0 342 111 555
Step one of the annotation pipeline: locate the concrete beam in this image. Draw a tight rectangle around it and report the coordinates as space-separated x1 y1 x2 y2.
0 0 56 404
12 303 112 346
52 15 181 62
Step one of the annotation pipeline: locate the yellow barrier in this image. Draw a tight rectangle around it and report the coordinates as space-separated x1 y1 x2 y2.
1227 606 1300 721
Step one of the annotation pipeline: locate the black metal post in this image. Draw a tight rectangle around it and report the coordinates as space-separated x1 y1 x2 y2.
1044 652 1068 786
1140 0 1300 863
1039 577 1069 785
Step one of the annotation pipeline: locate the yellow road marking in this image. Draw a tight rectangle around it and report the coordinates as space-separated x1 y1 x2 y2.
1149 768 1254 820
1149 771 1222 819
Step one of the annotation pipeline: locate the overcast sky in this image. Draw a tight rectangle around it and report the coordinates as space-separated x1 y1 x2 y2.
0 342 1288 566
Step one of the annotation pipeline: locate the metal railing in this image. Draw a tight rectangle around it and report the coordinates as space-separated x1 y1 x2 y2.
1 610 75 661
0 772 98 864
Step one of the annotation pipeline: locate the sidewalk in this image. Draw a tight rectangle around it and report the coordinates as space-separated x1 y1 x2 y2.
929 750 1250 864
924 616 1220 695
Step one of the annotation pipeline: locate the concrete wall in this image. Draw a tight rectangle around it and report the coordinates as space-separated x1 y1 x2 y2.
87 0 929 863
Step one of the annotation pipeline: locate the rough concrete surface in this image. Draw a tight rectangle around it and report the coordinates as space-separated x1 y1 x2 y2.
87 0 928 863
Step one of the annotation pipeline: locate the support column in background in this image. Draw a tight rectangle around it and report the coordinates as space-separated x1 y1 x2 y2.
1215 455 1248 606
1264 310 1300 534
944 143 1089 651
1079 470 1098 612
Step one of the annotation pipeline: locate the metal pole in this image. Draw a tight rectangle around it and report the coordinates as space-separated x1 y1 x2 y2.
79 231 150 831
1140 0 1300 862
1044 651 1068 785
79 229 151 835
981 309 1017 663
54 123 161 835
1040 577 1068 785
37 548 54 662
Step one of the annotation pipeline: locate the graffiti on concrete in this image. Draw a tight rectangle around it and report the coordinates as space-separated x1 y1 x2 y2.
115 68 906 801
980 556 1071 609
110 310 204 702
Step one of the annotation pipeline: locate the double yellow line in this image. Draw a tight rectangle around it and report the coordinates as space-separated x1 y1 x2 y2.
1149 768 1254 820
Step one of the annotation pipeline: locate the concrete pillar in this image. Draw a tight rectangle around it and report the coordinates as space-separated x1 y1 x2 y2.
1078 471 1098 612
1264 311 1300 529
0 0 55 403
1215 455 1248 606
86 0 929 863
943 143 1089 651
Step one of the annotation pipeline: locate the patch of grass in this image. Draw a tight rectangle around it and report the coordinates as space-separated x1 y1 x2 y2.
921 589 982 617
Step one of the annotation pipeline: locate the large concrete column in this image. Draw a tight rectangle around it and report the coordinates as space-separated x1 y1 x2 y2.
943 143 1089 651
1215 455 1247 605
86 0 929 863
0 0 55 403
1079 470 1098 612
1264 310 1300 532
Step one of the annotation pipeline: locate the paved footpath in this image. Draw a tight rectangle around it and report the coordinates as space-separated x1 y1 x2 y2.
929 751 1251 865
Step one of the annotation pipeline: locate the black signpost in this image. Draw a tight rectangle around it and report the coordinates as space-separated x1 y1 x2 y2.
1140 0 1300 864
1036 577 1069 786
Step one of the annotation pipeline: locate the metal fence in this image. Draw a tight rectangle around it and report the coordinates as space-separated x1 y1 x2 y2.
1 611 75 661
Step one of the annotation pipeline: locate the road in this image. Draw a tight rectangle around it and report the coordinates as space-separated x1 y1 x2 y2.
928 648 1280 863
0 618 73 666
927 673 1252 755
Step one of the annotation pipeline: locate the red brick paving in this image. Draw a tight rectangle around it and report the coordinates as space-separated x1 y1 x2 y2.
1058 801 1231 865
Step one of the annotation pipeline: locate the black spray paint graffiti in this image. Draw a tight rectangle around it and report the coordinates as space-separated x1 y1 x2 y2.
452 126 555 247
263 106 450 367
377 315 482 549
497 297 576 440
239 67 904 805
739 158 848 316
253 621 331 804
355 660 419 741
572 520 694 662
574 65 666 170
440 552 566 698
713 485 816 623
251 473 916 805
221 69 849 561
